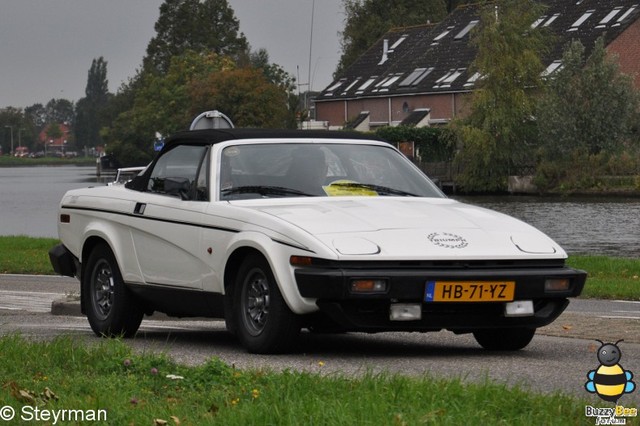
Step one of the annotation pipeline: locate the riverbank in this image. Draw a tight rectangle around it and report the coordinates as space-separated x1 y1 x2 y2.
1 236 638 300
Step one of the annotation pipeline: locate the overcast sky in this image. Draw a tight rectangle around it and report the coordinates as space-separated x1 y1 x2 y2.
0 0 344 109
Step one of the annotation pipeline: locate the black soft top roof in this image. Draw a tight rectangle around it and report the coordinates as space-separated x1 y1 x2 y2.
163 128 385 150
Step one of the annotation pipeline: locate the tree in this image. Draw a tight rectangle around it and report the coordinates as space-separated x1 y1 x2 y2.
106 51 234 165
537 37 639 158
0 107 27 154
75 57 111 147
44 99 75 125
336 0 447 77
189 67 294 128
453 0 549 192
144 0 249 73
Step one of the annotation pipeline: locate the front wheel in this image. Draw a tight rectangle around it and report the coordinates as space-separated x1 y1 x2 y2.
473 328 536 351
233 254 300 353
83 243 143 338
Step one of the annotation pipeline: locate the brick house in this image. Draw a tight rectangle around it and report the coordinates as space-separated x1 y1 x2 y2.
38 122 71 154
314 0 640 130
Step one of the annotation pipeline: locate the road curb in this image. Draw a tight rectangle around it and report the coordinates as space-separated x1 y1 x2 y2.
50 298 82 317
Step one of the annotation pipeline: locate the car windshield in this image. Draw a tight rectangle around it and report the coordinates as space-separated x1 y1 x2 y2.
219 142 444 200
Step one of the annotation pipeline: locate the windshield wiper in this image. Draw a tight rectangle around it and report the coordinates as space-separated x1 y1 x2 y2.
221 185 313 197
328 182 418 197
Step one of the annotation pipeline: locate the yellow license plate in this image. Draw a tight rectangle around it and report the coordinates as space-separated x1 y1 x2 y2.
424 281 515 302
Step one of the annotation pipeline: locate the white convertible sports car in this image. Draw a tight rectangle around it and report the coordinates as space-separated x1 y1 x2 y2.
49 128 586 353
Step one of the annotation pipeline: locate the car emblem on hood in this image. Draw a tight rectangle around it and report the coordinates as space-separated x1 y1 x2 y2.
428 232 468 249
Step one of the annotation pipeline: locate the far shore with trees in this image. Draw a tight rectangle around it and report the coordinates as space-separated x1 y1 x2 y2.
1 0 639 194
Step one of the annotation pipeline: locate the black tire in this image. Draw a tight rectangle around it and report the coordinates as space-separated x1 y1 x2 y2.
83 243 143 338
233 254 300 354
473 328 536 351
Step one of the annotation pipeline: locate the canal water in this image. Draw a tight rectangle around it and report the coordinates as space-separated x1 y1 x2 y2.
0 166 100 238
0 166 638 257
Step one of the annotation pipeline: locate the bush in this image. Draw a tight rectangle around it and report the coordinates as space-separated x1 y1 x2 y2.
374 126 454 162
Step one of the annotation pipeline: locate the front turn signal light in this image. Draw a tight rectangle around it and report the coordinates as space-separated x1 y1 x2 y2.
545 278 570 292
350 279 387 293
290 256 314 266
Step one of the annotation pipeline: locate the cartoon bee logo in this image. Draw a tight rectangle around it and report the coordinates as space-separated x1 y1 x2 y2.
585 339 635 403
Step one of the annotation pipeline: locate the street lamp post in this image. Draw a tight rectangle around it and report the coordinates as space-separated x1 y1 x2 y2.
4 125 13 156
18 128 24 148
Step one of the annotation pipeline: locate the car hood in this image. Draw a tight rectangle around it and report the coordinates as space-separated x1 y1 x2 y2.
232 197 566 260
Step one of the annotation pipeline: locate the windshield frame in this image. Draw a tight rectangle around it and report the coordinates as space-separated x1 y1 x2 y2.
214 139 445 201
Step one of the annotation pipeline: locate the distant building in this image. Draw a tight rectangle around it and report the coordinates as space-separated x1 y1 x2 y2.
39 123 71 154
315 0 640 130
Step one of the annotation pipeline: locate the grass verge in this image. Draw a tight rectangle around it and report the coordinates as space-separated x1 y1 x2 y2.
566 255 640 300
0 335 587 425
0 236 59 274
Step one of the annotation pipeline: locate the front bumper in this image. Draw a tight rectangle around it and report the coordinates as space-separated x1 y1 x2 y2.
49 244 79 278
295 261 586 332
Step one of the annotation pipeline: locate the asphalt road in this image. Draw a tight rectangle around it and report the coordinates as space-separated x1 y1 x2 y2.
1 274 640 405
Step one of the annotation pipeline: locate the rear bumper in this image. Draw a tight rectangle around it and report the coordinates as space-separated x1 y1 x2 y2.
49 244 79 278
295 265 586 332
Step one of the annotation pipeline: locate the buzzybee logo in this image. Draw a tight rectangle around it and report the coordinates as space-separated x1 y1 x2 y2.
584 340 638 425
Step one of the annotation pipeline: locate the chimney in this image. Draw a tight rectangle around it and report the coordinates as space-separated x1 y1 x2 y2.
379 39 389 65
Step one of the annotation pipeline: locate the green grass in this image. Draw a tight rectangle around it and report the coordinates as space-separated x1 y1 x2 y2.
0 335 588 425
1 236 639 300
0 236 59 274
567 255 640 300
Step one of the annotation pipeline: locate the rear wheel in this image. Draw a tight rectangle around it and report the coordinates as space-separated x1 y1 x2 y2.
233 254 300 353
83 243 143 338
473 328 536 351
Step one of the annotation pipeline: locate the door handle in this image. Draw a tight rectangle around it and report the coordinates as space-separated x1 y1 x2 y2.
134 202 146 215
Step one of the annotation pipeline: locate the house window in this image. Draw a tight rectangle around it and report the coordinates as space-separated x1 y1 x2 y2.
399 67 433 87
324 79 345 96
434 69 464 88
464 72 482 88
568 10 594 31
341 78 361 95
616 5 638 24
389 35 408 52
600 7 623 25
432 27 454 43
544 13 560 27
381 74 402 87
454 20 479 40
531 16 546 29
356 77 377 94
541 60 563 77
